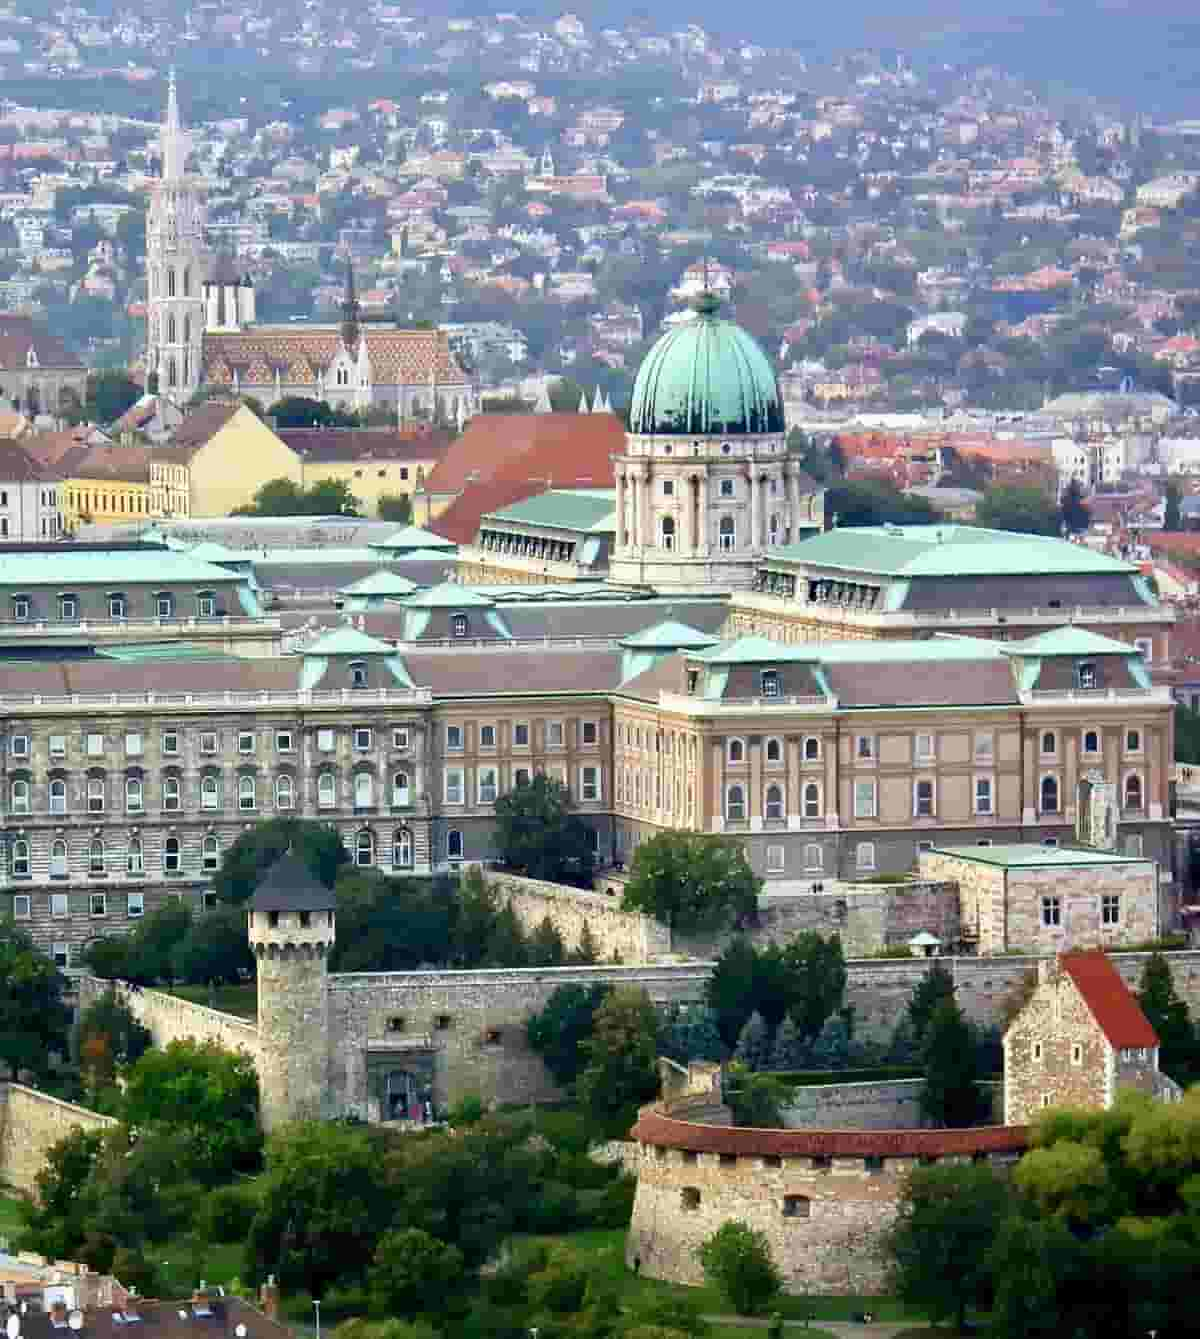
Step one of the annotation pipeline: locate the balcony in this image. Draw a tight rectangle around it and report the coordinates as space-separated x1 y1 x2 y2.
0 685 435 713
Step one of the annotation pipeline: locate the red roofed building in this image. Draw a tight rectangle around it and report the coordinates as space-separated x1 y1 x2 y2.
1004 950 1180 1123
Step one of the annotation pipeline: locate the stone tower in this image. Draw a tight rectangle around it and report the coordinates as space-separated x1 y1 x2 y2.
610 291 800 592
247 852 336 1131
145 70 207 402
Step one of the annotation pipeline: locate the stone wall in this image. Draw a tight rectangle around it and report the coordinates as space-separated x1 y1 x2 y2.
781 1080 924 1131
77 978 261 1061
0 1083 116 1197
486 871 670 962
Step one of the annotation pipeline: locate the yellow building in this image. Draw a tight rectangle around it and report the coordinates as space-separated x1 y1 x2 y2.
279 426 452 518
151 402 302 518
57 443 156 532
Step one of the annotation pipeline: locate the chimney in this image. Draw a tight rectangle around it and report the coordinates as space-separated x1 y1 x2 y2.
259 1277 279 1322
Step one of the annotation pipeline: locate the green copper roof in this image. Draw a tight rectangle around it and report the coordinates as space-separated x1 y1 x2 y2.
303 626 396 656
629 303 784 436
369 525 456 551
1007 627 1141 657
691 633 1006 666
402 581 496 609
929 844 1147 869
338 569 419 597
0 550 242 585
771 526 1136 578
619 620 721 650
486 489 616 533
186 541 242 562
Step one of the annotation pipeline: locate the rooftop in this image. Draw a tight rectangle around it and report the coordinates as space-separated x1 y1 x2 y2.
483 487 616 533
369 524 456 551
927 843 1149 869
250 850 337 912
1007 627 1142 657
302 626 396 656
1059 950 1160 1049
0 549 243 585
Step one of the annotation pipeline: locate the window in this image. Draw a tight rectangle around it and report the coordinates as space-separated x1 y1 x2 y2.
767 844 785 873
197 592 216 618
108 593 127 619
782 1195 811 1219
1041 731 1057 757
1033 1041 1043 1062
12 595 29 621
803 781 820 819
446 829 464 861
719 479 735 498
392 771 410 806
1083 729 1100 755
317 728 335 752
719 516 735 549
155 593 174 619
393 829 413 868
728 738 745 764
547 721 564 748
1101 892 1121 926
50 842 68 879
686 669 699 695
1126 728 1141 753
162 776 181 811
446 725 464 752
11 840 29 878
804 843 823 871
392 728 410 750
726 783 746 821
200 731 218 754
59 593 77 620
126 732 143 757
478 767 499 804
238 776 256 811
514 767 532 788
581 721 598 746
856 735 875 761
127 839 144 876
355 830 375 867
350 661 368 689
914 733 934 764
86 732 104 757
662 479 674 496
52 943 69 970
660 515 675 550
760 668 781 698
1042 896 1061 927
479 724 497 749
765 736 783 764
317 772 336 808
1124 774 1143 810
276 731 294 754
974 731 994 762
12 894 30 918
865 1155 885 1175
1077 661 1097 690
10 778 30 814
90 881 106 909
200 774 220 810
238 731 256 754
803 736 820 761
680 1188 701 1211
445 768 465 804
451 614 469 638
202 835 220 872
765 783 784 820
49 778 67 814
10 734 28 759
162 731 179 756
914 779 935 818
974 776 993 815
580 766 600 801
354 772 375 809
354 727 372 751
1070 1042 1083 1066
1040 775 1059 814
854 781 876 818
275 775 295 810
856 841 876 872
163 837 181 874
514 721 532 748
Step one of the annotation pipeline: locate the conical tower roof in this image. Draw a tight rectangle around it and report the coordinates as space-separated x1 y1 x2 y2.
250 851 336 912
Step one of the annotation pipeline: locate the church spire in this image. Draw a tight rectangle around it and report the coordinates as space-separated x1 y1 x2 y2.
160 66 190 182
340 256 361 352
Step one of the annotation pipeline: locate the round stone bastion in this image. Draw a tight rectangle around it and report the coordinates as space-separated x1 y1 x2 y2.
626 1091 1028 1295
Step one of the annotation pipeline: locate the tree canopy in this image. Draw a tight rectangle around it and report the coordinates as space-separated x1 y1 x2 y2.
0 918 70 1079
212 817 348 905
576 986 660 1134
620 831 761 933
975 483 1061 536
493 774 595 886
526 983 612 1090
231 475 361 517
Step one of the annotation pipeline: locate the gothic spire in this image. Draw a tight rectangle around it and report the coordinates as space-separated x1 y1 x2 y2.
340 256 361 352
160 66 190 182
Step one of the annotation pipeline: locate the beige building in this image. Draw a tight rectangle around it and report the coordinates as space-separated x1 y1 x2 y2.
1004 950 1179 1124
279 426 453 518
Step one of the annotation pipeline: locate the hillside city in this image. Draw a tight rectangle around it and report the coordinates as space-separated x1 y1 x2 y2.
0 5 1199 1339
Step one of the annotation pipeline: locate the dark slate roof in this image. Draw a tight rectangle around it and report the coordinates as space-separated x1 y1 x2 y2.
403 647 623 695
898 572 1150 612
250 851 337 911
824 658 1018 707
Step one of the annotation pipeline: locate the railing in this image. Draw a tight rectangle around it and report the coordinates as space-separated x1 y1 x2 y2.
1025 686 1171 702
740 593 1171 624
0 686 435 710
0 615 279 634
659 691 836 710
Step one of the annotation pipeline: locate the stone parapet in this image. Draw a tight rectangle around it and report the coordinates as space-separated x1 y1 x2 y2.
0 1082 117 1197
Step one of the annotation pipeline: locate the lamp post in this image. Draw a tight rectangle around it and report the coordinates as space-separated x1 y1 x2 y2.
313 1300 321 1339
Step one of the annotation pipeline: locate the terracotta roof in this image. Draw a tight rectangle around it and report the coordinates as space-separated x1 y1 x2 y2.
0 312 85 371
630 1104 1029 1158
22 425 98 467
20 1296 291 1339
59 442 153 483
202 326 469 387
433 477 547 544
165 402 246 456
278 426 453 463
0 438 51 481
1060 950 1159 1049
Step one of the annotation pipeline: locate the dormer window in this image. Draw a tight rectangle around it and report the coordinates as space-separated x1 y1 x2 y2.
760 669 781 698
1077 661 1097 690
451 614 469 638
350 660 368 689
686 669 699 695
25 347 37 369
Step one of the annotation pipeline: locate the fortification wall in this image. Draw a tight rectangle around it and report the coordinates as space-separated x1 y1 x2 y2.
0 1084 116 1198
77 978 261 1060
781 1080 924 1131
485 871 670 961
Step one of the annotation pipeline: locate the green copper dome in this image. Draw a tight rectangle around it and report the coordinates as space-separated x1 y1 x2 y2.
629 296 785 437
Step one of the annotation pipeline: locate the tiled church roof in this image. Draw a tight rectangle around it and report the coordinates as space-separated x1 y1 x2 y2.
201 326 470 387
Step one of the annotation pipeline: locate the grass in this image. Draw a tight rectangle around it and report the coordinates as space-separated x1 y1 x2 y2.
0 1191 27 1243
164 984 257 1019
155 1237 247 1298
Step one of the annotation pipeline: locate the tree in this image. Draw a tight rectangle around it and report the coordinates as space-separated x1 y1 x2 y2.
919 999 980 1128
493 774 595 885
266 396 356 428
377 492 413 524
1164 479 1183 532
232 476 306 516
170 904 255 985
576 986 660 1132
370 1228 466 1319
526 983 611 1089
725 1066 791 1128
807 1014 851 1069
697 1222 782 1316
76 988 151 1092
1060 478 1091 534
22 1128 105 1261
732 1011 771 1071
706 939 760 1049
659 1005 727 1066
0 918 70 1079
906 963 956 1052
884 1164 1010 1333
975 484 1061 536
1137 952 1196 1080
122 1039 261 1183
621 831 760 934
84 370 142 424
213 818 348 906
305 476 361 516
824 479 939 528
768 1014 805 1071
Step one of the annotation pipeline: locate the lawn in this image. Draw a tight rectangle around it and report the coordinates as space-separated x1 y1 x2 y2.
165 984 257 1020
0 1191 27 1244
154 1237 246 1298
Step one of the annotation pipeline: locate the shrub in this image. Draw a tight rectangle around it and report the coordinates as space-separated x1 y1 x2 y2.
198 1181 262 1244
697 1221 782 1316
448 1094 485 1127
520 1180 579 1233
576 1175 636 1229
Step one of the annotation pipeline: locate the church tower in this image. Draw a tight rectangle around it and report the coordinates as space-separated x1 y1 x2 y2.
145 71 207 402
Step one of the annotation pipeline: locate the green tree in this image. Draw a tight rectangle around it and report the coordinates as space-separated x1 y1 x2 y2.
21 1128 105 1261
919 999 980 1128
171 904 255 985
884 1163 1010 1333
725 1065 791 1128
493 774 595 885
975 484 1061 536
906 963 956 1052
697 1221 782 1316
732 1011 771 1071
370 1228 466 1319
576 986 660 1133
526 983 611 1089
76 988 151 1092
1060 478 1091 534
213 818 348 905
824 479 939 528
377 492 413 524
768 1014 805 1070
305 476 361 516
122 1039 261 1183
0 918 70 1079
232 476 306 516
1164 479 1183 532
621 831 760 934
266 396 356 428
706 938 760 1049
84 370 142 424
1137 952 1196 1079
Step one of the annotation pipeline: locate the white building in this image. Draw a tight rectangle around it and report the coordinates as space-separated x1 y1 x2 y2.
0 441 63 540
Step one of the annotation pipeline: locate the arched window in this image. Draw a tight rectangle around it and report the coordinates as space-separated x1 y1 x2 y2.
162 776 181 811
12 840 29 876
1124 774 1143 810
765 784 784 820
85 777 105 812
1040 775 1059 814
660 515 675 550
765 737 783 764
163 836 181 874
127 837 143 875
393 828 412 868
183 314 190 343
10 778 29 814
355 829 374 867
451 614 469 638
354 772 374 808
1041 731 1057 756
804 736 821 761
350 660 368 688
803 781 821 819
50 840 68 878
166 313 176 343
202 835 219 871
88 839 105 875
392 771 410 806
726 783 746 821
1084 729 1099 754
447 829 464 861
49 778 67 814
275 775 294 810
318 772 337 808
200 774 220 810
728 738 745 763
768 513 780 543
719 515 736 550
167 268 176 297
238 775 256 811
165 357 176 388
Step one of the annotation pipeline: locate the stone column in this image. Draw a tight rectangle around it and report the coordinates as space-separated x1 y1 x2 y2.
615 469 626 550
640 464 652 548
749 468 760 551
786 735 802 829
749 735 764 832
824 731 840 828
787 461 801 541
698 473 709 552
683 475 695 553
711 737 724 832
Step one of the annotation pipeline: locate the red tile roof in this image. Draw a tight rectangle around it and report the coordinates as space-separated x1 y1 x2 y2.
1060 951 1159 1049
278 425 453 464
